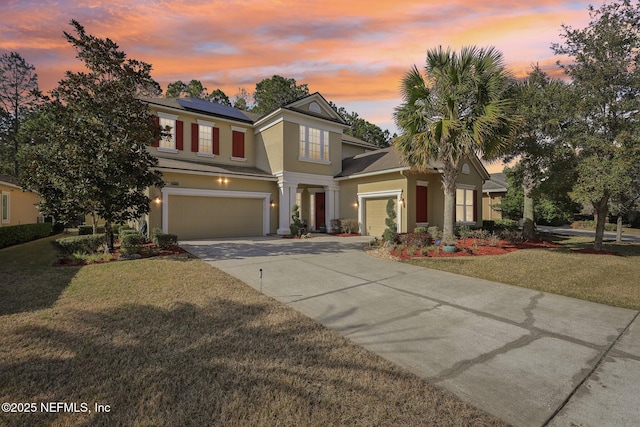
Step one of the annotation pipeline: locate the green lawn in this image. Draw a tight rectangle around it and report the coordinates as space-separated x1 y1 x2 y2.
0 236 504 426
405 234 640 310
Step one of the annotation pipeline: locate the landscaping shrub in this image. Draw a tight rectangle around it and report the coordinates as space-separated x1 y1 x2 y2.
456 225 473 239
153 232 178 249
414 226 428 233
482 220 495 232
290 204 304 237
383 229 400 243
0 223 53 249
341 218 358 234
494 219 519 231
427 226 442 239
53 234 105 256
399 232 433 247
119 228 138 239
120 233 147 255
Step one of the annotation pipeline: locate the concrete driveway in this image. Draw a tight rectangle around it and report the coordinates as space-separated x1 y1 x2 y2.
182 235 640 427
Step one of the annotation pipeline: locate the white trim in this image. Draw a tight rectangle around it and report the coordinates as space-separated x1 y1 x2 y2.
157 147 179 154
230 126 247 133
255 117 283 134
456 183 476 190
0 180 21 190
155 167 277 182
161 187 271 236
254 109 347 134
297 156 331 165
196 119 215 127
334 167 410 181
417 180 429 187
357 189 403 235
158 112 179 120
273 170 338 187
1 191 9 224
230 156 247 162
196 152 215 158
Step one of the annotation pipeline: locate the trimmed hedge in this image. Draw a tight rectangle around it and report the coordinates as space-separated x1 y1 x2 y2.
78 225 106 235
120 233 147 255
53 234 105 256
0 223 53 249
153 233 178 249
399 232 433 247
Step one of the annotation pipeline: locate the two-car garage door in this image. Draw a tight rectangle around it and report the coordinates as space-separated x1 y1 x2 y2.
166 192 266 240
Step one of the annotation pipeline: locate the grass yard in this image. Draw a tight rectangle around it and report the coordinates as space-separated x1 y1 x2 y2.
0 237 504 426
405 234 640 310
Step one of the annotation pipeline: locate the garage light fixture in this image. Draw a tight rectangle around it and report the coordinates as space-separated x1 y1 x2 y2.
270 199 275 207
153 196 161 204
218 177 229 184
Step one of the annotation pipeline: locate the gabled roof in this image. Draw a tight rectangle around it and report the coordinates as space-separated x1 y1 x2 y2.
341 133 378 149
483 172 509 193
0 175 20 187
254 92 349 130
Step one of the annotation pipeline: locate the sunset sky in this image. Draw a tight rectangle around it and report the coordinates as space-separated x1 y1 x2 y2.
1 0 593 144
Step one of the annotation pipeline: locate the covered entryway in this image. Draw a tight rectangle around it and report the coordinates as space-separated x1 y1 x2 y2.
162 188 271 239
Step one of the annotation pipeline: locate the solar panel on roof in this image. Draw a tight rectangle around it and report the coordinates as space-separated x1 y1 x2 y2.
176 98 252 122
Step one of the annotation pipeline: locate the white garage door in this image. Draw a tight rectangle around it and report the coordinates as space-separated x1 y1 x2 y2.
168 195 264 239
364 198 392 238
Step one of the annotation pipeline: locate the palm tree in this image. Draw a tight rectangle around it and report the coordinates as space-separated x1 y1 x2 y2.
394 45 519 239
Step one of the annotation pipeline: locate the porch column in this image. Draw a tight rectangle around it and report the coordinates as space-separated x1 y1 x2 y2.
277 180 297 235
324 185 340 232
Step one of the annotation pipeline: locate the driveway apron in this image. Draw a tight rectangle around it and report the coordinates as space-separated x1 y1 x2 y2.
182 236 640 427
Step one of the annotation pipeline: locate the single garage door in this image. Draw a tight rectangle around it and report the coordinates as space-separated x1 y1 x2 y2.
364 198 392 237
168 195 264 239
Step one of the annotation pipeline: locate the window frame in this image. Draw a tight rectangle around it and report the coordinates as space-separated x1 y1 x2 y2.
158 112 179 153
1 191 9 224
299 125 331 165
196 119 216 157
230 126 247 162
455 186 476 224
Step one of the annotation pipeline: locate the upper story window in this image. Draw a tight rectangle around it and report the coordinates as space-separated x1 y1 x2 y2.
192 120 219 156
299 125 330 164
155 112 183 152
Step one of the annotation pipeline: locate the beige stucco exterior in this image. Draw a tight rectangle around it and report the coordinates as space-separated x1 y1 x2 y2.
143 93 488 239
0 181 41 227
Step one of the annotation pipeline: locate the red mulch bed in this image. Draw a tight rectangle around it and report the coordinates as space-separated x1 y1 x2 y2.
334 233 361 237
53 244 187 267
391 238 562 260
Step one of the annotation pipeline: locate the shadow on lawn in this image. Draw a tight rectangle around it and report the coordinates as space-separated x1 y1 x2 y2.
542 232 640 257
0 299 501 427
0 242 81 317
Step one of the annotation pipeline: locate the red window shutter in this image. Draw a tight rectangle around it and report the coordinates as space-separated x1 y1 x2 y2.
176 120 184 150
191 123 198 152
473 189 478 222
416 186 428 223
213 127 220 155
152 116 160 147
232 131 244 158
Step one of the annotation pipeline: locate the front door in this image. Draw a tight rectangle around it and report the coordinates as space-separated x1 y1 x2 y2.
315 192 325 230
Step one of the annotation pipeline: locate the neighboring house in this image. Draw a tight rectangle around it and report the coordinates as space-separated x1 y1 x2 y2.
144 93 488 239
0 175 42 227
482 172 508 221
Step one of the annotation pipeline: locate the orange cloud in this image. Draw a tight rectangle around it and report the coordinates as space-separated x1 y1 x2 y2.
0 0 594 133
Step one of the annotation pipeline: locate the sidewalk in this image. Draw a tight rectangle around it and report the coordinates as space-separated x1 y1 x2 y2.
183 236 640 426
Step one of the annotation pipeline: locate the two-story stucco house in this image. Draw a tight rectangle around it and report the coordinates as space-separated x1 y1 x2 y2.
143 93 489 239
